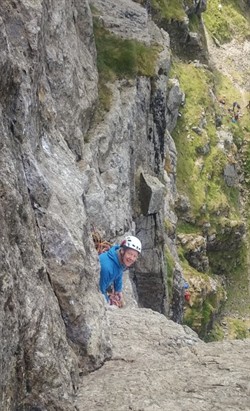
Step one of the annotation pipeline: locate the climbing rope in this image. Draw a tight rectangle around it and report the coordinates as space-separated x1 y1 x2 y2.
92 229 112 254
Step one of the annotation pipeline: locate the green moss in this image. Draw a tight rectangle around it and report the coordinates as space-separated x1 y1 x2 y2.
183 277 225 338
184 306 201 332
205 323 225 342
170 59 246 227
242 141 250 187
151 0 186 22
170 61 216 216
94 18 160 81
222 245 249 314
176 221 201 235
188 14 201 32
183 297 216 337
203 0 250 44
92 17 161 114
178 247 226 338
229 318 249 340
169 3 250 340
207 317 250 341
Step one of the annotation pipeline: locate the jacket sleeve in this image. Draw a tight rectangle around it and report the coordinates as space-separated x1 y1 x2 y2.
99 260 110 301
113 273 123 293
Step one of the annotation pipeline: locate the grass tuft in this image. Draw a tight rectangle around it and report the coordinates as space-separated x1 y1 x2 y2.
203 0 250 44
93 18 161 114
151 0 186 22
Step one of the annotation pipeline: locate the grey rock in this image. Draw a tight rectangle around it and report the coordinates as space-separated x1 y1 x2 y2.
187 31 203 47
185 0 207 15
177 234 209 272
196 142 210 155
76 308 250 411
166 79 185 133
89 0 151 44
2 0 243 409
0 1 108 409
140 172 165 215
215 114 223 128
192 126 203 135
224 163 238 187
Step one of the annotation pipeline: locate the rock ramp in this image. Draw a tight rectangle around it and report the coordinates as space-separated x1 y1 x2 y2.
76 308 250 411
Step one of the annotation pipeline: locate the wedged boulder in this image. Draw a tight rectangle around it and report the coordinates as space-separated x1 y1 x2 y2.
140 172 165 215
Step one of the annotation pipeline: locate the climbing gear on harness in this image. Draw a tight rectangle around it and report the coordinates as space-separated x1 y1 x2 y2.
92 229 112 254
120 235 142 253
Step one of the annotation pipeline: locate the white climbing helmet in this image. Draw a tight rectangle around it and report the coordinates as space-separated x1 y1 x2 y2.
121 235 142 254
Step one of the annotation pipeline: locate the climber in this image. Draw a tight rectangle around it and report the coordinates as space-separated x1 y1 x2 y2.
99 235 142 307
232 101 240 112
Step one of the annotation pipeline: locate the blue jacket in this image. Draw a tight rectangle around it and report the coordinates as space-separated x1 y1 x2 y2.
99 245 126 301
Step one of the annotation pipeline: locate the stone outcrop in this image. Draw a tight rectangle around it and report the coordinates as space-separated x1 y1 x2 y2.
153 0 208 62
0 0 184 408
76 308 250 411
0 0 249 409
177 233 209 273
184 0 207 16
0 1 110 409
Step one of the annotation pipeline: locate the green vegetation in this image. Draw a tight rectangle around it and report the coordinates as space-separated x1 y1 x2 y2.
209 317 250 341
151 0 185 22
228 318 250 339
170 58 250 226
91 1 250 340
184 299 215 337
171 51 250 338
242 141 250 187
203 0 250 44
179 257 226 338
170 60 239 221
176 221 201 235
93 18 160 113
221 245 249 315
205 322 225 342
188 13 201 32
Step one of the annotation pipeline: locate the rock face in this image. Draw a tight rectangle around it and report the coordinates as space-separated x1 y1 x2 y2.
86 0 180 317
155 0 208 62
0 1 110 409
0 0 248 409
76 308 250 411
0 0 183 408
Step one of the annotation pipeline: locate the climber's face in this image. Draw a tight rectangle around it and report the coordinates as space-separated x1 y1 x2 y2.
121 248 139 267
